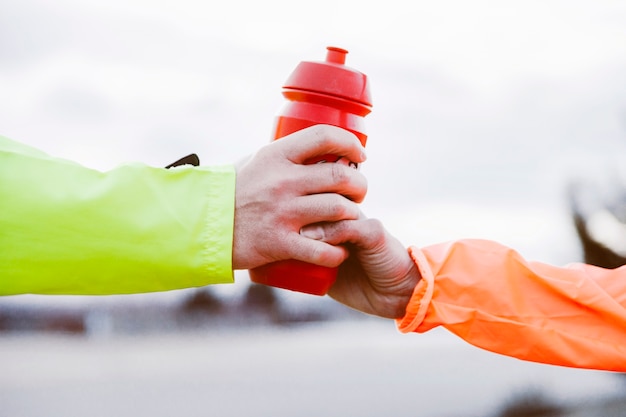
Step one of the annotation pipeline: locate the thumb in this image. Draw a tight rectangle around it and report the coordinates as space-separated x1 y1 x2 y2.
287 233 350 267
300 218 383 249
278 125 366 165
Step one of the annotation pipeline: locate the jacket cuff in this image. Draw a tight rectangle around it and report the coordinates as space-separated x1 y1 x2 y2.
395 245 435 333
198 164 236 284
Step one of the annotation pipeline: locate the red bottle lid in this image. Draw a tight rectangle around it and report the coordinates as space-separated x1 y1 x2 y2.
282 46 372 113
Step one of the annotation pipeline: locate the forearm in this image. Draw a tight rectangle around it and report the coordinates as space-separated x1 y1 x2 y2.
0 136 235 295
397 239 626 371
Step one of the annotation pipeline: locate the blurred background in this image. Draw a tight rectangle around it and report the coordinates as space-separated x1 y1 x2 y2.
2 0 626 416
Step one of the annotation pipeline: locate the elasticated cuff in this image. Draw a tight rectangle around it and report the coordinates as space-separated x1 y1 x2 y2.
395 246 435 333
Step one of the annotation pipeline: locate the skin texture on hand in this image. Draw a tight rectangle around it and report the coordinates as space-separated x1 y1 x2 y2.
302 216 422 319
232 125 368 270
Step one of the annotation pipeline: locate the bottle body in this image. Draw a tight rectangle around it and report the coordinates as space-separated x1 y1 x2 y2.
249 100 368 296
248 47 371 296
273 95 368 146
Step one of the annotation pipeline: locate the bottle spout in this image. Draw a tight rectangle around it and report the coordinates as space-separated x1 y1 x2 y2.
326 46 348 65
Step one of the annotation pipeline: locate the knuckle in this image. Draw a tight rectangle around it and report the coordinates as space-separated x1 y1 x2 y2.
359 172 368 189
311 125 334 147
307 243 326 264
266 178 288 198
313 123 333 136
353 173 368 202
330 163 350 185
329 198 357 220
368 218 384 228
328 198 346 216
366 218 386 240
256 144 273 160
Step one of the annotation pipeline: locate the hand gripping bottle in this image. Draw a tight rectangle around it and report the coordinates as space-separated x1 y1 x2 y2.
248 46 373 296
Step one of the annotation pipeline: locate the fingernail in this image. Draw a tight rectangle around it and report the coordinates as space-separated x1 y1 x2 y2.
300 225 325 240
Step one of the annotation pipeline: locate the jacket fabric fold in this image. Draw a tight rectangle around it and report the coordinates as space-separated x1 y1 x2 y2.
397 239 626 371
1 136 236 295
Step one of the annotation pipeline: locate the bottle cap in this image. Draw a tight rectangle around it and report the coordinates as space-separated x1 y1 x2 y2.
282 46 372 108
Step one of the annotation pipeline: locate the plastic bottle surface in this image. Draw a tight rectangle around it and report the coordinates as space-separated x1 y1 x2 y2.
248 46 373 295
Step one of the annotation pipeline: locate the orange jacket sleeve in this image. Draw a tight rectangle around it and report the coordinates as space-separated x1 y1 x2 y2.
396 239 626 371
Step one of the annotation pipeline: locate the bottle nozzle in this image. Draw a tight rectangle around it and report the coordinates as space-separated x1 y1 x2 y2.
326 46 348 65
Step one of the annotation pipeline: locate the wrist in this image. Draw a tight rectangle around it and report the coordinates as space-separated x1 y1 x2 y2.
391 262 422 318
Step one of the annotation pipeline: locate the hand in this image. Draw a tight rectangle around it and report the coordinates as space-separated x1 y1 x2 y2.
233 125 368 270
301 215 421 318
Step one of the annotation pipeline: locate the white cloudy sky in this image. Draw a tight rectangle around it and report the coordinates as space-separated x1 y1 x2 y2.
2 0 626 264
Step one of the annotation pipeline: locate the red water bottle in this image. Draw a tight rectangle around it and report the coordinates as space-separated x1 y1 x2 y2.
248 46 373 296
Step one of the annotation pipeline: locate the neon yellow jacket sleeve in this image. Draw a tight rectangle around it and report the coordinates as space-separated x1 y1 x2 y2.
397 239 626 371
0 136 235 295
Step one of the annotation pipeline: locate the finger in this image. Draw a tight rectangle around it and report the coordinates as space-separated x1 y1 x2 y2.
291 194 361 226
300 218 386 248
285 233 350 267
297 162 368 203
277 125 366 165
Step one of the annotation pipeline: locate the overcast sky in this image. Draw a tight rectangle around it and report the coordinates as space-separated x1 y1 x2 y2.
2 0 626 264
